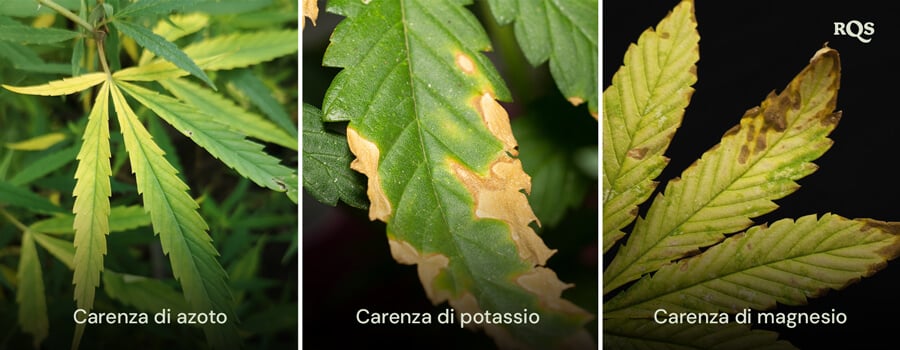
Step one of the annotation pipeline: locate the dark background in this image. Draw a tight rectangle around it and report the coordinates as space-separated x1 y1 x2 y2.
604 1 900 349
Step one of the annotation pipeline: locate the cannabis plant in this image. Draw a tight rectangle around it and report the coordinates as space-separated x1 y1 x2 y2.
302 0 598 349
1 0 298 349
603 1 900 348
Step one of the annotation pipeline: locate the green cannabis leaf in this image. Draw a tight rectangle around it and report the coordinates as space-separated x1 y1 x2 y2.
301 103 367 209
484 0 598 116
602 0 900 347
322 0 592 348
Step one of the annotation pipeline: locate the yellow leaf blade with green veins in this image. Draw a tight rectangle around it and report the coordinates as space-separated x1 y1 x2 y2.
602 0 698 254
604 47 842 294
2 72 106 96
605 214 900 318
72 80 112 311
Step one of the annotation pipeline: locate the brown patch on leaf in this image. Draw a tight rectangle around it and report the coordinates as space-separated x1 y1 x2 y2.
517 267 592 319
302 0 318 29
456 53 476 75
660 31 670 39
723 124 740 137
474 93 519 156
388 238 452 304
823 111 842 126
347 127 392 221
626 147 648 160
738 145 750 164
761 91 789 132
567 96 585 106
451 158 555 265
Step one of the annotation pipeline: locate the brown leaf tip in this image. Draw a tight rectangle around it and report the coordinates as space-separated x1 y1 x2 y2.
347 127 392 221
388 238 452 304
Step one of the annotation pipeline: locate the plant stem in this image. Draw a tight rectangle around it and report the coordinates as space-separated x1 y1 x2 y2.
0 207 30 233
36 0 94 31
97 31 112 76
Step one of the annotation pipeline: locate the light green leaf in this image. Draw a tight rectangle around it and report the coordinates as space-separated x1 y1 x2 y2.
115 0 202 18
0 180 65 213
226 69 298 138
485 0 598 114
602 0 698 254
0 24 80 44
102 270 191 315
2 72 106 96
159 77 297 150
30 205 151 235
72 80 112 311
301 103 366 209
323 1 592 348
8 145 77 186
108 82 239 349
5 132 67 151
31 232 75 269
605 214 900 318
604 318 796 350
17 232 48 349
604 48 842 294
113 20 216 89
114 30 298 81
117 80 296 196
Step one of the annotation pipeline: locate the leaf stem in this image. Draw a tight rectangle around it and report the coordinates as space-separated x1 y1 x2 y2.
0 207 30 233
36 0 94 32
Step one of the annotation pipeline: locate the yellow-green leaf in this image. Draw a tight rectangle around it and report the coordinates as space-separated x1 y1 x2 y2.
2 72 105 96
602 0 698 254
17 232 48 349
5 132 67 151
72 80 112 311
604 318 796 349
108 82 240 349
604 47 841 294
605 214 900 318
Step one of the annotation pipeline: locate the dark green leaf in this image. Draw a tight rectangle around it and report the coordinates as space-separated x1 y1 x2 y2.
301 104 366 209
0 25 80 44
113 20 215 89
0 180 64 213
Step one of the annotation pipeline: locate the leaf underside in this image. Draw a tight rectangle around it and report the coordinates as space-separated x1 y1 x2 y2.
604 46 842 294
601 0 698 254
323 0 592 348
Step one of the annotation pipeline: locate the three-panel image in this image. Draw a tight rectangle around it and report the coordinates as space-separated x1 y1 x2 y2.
1 0 897 349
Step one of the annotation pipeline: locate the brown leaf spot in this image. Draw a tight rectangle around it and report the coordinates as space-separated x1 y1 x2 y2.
388 238 452 304
567 96 585 106
451 158 555 265
742 106 761 119
456 53 476 75
660 31 670 39
761 91 789 132
723 124 740 137
754 133 767 154
738 145 750 164
347 127 392 221
474 93 518 156
823 110 842 126
626 147 648 160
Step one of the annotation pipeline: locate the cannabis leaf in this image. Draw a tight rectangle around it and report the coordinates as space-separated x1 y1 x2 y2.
603 0 900 347
485 0 598 115
301 103 367 209
601 0 698 254
322 0 592 348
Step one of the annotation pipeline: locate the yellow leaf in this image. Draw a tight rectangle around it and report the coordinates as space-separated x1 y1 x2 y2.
6 133 67 151
2 72 106 96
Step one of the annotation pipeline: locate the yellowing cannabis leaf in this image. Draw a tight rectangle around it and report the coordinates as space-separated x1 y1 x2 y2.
602 0 698 254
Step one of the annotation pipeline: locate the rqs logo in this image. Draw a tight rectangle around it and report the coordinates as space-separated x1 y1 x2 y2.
834 20 875 43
